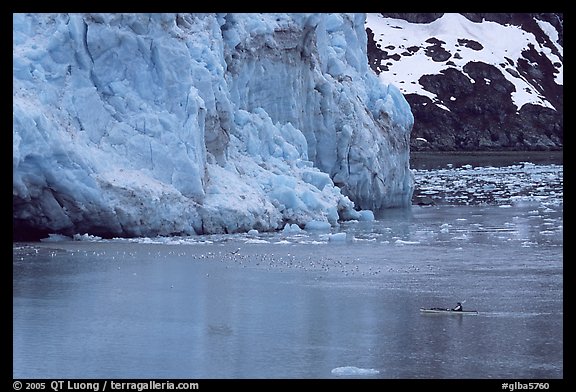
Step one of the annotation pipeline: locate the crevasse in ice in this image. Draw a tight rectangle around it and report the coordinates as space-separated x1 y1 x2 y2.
13 13 414 238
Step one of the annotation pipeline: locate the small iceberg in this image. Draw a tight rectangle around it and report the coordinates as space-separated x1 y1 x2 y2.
331 366 380 376
283 223 303 233
394 239 420 245
73 233 103 241
40 233 72 242
328 232 347 242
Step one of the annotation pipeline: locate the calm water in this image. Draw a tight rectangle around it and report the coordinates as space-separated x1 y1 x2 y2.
13 153 563 379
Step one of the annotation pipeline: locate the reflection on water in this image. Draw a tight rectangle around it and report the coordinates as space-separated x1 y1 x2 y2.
13 154 562 379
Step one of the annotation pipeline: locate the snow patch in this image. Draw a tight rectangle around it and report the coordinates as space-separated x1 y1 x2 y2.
366 12 562 110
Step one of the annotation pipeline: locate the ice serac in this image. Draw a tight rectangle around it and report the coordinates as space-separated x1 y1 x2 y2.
13 13 414 239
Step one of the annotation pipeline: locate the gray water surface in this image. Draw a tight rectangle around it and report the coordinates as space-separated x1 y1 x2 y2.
13 157 563 379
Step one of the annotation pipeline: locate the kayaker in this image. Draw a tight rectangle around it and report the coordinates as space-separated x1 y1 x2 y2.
452 302 463 311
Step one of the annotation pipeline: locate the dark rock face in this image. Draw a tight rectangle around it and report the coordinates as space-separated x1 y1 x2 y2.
367 13 563 151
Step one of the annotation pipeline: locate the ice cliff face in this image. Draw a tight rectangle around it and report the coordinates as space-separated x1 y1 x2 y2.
13 13 414 239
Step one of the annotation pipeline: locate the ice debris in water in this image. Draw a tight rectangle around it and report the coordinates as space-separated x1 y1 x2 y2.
328 232 347 242
73 233 103 241
331 366 380 376
40 234 73 242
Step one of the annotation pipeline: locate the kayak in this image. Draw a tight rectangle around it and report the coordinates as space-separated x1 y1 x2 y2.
420 308 479 315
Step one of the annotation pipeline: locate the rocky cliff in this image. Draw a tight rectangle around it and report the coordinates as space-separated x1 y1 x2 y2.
366 13 563 151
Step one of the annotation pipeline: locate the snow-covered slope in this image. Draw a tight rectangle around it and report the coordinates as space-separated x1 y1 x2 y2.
366 13 563 151
13 13 414 240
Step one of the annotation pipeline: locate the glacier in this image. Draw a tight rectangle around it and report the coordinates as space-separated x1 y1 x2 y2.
13 13 414 239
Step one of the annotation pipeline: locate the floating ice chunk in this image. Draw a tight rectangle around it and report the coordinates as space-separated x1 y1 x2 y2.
283 224 303 233
357 210 375 221
245 238 270 244
331 366 380 376
328 232 347 242
166 238 188 245
539 230 555 235
247 229 259 236
40 233 72 242
394 239 420 245
73 233 103 241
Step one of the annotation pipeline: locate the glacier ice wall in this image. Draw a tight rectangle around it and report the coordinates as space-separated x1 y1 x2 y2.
13 13 414 239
